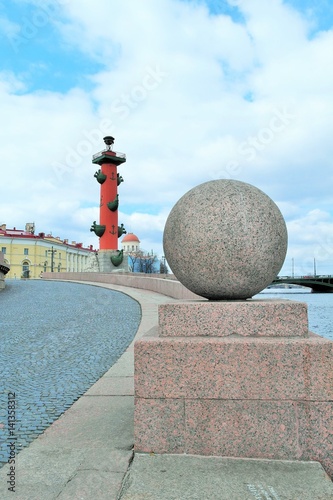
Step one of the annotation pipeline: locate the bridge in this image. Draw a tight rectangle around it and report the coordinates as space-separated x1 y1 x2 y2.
272 275 333 292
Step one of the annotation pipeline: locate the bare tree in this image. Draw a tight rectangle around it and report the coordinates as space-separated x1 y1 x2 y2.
143 252 158 274
127 249 158 273
128 250 144 272
160 257 169 274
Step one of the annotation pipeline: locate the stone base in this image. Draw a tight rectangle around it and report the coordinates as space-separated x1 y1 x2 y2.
97 250 129 273
158 299 308 337
134 299 333 478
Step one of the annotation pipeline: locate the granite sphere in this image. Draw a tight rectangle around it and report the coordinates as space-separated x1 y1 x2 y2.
163 180 288 300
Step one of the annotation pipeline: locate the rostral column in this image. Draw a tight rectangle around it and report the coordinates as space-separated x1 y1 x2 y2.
91 136 127 271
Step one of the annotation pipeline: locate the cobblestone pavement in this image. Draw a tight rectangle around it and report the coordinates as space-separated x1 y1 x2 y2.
0 279 141 467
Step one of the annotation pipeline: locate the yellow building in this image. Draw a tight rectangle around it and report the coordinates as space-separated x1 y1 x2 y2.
0 223 97 279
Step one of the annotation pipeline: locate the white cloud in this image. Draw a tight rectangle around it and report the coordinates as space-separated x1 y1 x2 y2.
0 0 332 272
0 16 20 38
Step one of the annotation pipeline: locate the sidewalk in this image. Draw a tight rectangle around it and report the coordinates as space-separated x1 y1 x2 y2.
1 281 333 499
0 282 174 499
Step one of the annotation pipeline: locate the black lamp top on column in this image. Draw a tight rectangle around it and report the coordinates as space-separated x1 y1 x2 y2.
103 136 115 150
92 136 126 166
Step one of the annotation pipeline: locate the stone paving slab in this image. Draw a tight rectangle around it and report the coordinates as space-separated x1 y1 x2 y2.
104 352 135 377
85 376 134 396
119 453 333 500
0 395 134 499
57 470 127 500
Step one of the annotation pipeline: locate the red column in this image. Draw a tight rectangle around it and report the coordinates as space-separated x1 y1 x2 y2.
92 138 126 252
99 162 118 250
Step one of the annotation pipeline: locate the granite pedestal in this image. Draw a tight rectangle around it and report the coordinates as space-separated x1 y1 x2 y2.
134 299 333 478
97 249 128 273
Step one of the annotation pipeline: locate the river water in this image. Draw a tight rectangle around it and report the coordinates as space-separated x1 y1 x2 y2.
256 288 333 341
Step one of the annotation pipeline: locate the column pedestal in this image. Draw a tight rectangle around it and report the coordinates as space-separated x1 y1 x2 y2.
97 250 128 273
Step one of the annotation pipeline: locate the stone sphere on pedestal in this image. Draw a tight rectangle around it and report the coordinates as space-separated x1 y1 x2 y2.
163 179 288 300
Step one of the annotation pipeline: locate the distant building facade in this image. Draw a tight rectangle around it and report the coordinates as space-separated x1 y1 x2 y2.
121 233 160 273
0 223 97 279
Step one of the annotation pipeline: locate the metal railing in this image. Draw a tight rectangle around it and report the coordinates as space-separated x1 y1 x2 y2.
92 149 126 161
275 275 332 280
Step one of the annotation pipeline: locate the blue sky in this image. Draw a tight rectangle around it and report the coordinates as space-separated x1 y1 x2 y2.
1 0 333 275
0 1 102 93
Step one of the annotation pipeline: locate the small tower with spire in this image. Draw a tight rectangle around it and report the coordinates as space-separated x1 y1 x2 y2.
91 136 127 271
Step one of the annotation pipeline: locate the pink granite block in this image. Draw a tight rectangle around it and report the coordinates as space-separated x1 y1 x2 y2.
134 335 333 401
185 399 299 459
158 300 308 337
134 398 185 454
133 400 333 477
304 334 333 401
297 402 333 478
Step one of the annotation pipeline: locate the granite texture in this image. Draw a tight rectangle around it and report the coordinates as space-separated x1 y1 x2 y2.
163 180 288 299
134 398 185 454
185 400 299 459
298 402 333 477
191 400 333 479
135 399 333 478
134 300 333 478
135 333 333 401
158 299 308 337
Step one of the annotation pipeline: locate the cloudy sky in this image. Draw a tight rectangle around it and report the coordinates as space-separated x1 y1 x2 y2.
0 0 332 276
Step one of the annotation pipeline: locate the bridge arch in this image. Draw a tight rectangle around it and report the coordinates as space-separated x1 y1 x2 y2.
272 276 333 293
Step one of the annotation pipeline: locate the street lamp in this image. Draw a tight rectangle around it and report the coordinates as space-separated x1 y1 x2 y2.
47 246 57 272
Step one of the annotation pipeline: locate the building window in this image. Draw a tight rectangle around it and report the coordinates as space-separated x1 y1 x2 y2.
24 248 29 255
1 247 6 254
45 250 48 257
59 253 61 259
